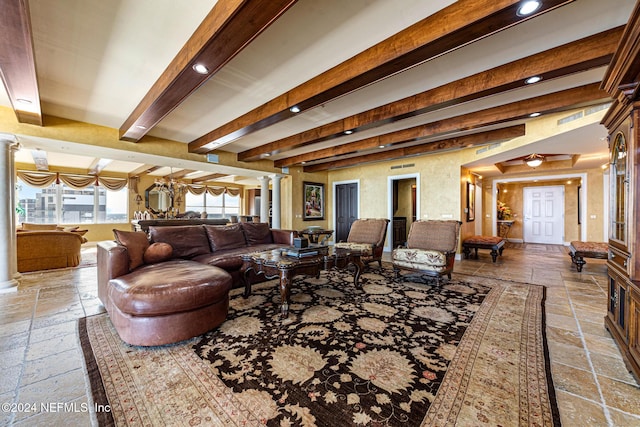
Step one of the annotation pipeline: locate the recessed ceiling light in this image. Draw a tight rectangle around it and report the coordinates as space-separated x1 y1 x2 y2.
525 76 542 84
192 63 210 74
301 161 306 164
517 0 541 17
289 106 301 113
135 125 147 130
344 130 353 135
263 153 271 157
529 112 541 117
16 98 32 104
379 145 385 149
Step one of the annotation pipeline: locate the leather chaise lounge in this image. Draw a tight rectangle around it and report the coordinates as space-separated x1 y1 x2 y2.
97 222 297 346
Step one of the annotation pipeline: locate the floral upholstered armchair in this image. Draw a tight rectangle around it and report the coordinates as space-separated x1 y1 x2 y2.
391 220 462 282
334 218 390 268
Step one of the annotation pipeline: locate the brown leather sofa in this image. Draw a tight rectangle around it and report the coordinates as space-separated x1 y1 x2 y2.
97 223 298 346
17 230 84 272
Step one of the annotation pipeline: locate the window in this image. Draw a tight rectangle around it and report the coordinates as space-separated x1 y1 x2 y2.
16 179 128 224
185 190 240 218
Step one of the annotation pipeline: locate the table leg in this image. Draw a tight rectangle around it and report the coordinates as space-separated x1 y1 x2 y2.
351 256 364 288
242 262 254 298
279 270 292 318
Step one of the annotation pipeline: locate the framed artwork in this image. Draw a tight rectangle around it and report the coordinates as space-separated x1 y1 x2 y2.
303 182 325 221
466 182 475 222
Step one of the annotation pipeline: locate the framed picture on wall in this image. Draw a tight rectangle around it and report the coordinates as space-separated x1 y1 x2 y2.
467 182 475 222
303 182 325 221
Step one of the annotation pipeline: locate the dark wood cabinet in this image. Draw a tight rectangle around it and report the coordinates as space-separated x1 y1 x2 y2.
601 13 640 381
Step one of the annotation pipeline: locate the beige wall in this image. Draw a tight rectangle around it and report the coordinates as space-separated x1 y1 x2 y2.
328 150 464 248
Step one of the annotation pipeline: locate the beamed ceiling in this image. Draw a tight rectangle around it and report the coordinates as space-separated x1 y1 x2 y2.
0 0 637 183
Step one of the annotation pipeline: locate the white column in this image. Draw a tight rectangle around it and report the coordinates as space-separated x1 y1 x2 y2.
0 135 19 290
270 174 282 229
259 176 270 223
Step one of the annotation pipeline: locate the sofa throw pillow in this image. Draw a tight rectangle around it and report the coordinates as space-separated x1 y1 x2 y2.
113 229 150 271
241 222 273 245
204 224 247 252
148 225 210 259
143 242 173 264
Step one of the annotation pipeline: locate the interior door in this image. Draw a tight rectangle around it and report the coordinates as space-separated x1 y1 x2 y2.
523 186 564 244
335 183 358 242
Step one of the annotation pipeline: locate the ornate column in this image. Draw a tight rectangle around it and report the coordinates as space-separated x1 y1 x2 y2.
270 174 282 229
259 176 270 223
0 134 19 290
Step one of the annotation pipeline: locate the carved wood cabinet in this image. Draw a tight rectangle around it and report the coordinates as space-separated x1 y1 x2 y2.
601 6 640 381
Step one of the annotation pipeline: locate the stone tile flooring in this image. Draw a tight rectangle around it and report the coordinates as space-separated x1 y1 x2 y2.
0 242 639 426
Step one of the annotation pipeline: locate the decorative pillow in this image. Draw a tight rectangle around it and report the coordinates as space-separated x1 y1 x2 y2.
113 229 150 271
148 225 210 259
204 224 246 252
241 222 273 245
143 242 173 264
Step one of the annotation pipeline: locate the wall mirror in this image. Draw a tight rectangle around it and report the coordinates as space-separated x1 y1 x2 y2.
145 184 172 213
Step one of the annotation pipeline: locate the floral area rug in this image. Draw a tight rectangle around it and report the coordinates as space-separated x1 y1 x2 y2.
79 268 560 426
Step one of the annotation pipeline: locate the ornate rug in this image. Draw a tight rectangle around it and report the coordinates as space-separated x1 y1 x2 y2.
79 268 560 426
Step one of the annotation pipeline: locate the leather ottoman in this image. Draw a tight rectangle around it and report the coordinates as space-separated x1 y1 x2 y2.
106 260 232 346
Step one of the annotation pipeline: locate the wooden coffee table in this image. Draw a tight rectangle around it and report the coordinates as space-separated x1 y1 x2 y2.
241 246 364 318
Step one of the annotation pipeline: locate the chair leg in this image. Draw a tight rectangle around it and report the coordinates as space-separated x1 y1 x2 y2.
393 267 401 279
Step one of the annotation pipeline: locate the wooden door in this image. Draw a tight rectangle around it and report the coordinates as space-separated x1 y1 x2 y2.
523 185 564 244
335 183 358 242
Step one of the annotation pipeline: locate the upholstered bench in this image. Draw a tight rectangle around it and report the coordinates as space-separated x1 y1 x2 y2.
462 236 505 263
568 241 608 272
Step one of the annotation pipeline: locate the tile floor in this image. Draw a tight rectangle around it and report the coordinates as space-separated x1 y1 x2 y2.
0 242 639 426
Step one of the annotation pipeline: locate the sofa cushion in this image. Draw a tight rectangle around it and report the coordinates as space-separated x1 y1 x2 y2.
143 242 173 264
241 222 273 245
149 225 210 259
204 224 247 252
113 229 150 270
108 260 232 316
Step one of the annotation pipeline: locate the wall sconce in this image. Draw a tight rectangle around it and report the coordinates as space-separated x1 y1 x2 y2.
525 154 544 167
135 194 143 208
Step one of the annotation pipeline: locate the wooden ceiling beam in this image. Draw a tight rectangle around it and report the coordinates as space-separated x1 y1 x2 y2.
262 27 622 164
296 83 609 171
303 126 526 172
119 0 297 142
129 165 162 177
0 0 42 125
190 0 575 154
192 173 227 183
169 169 197 179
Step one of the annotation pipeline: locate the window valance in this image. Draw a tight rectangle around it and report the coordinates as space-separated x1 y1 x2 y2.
184 184 240 197
17 171 127 191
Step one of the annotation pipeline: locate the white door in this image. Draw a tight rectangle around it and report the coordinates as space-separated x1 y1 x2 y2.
523 186 564 244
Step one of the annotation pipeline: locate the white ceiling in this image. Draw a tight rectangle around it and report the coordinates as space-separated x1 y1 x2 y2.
2 0 637 181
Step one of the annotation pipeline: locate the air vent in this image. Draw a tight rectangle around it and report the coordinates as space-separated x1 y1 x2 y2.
402 163 415 168
585 103 610 116
390 165 402 170
476 143 501 154
558 111 583 125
